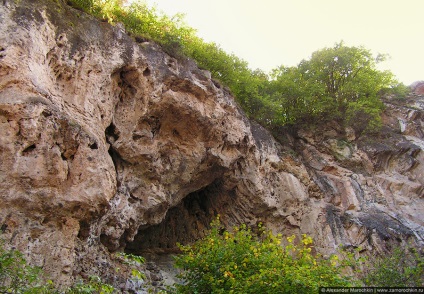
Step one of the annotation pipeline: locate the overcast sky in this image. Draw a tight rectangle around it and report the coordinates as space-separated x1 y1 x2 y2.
141 0 423 85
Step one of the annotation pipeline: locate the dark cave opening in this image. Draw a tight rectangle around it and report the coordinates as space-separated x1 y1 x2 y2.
125 180 237 255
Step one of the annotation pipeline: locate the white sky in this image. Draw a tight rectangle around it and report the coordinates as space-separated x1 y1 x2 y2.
141 0 423 85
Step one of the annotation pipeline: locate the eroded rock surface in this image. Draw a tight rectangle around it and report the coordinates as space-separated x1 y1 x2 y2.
0 0 423 288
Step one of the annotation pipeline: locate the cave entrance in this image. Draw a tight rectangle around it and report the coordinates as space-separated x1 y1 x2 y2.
125 179 236 255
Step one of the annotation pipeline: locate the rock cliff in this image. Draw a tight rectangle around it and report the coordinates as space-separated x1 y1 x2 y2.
0 0 423 288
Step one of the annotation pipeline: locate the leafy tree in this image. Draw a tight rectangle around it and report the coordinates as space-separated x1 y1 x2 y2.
345 97 385 134
174 217 353 293
298 42 392 111
268 42 396 132
269 66 321 125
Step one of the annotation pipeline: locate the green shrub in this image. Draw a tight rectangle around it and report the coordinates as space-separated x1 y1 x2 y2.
173 217 353 293
0 238 148 293
0 240 54 293
345 97 385 135
67 276 116 294
0 239 116 293
362 246 424 287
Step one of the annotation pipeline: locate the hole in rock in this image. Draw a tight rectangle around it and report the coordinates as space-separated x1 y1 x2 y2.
143 67 151 77
22 144 36 154
125 180 238 255
89 142 98 149
135 36 147 43
42 109 52 117
132 134 142 141
105 123 119 142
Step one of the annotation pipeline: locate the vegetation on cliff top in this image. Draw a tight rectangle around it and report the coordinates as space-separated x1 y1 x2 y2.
67 0 407 136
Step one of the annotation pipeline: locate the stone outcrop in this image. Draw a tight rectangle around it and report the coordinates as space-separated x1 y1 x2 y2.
0 0 423 288
411 81 424 95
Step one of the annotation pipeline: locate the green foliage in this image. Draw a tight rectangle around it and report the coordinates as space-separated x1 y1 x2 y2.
68 252 148 293
345 97 385 134
67 0 195 57
361 246 424 287
268 42 396 132
0 238 116 293
0 240 54 293
114 252 146 282
381 82 410 100
68 276 116 294
67 0 94 13
174 217 353 293
64 1 406 135
115 252 145 267
0 237 151 293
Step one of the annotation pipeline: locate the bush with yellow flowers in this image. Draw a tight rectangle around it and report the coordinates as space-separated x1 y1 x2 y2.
174 217 353 293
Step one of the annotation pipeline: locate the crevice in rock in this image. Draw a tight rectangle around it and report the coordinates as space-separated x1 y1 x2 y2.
22 143 36 154
105 122 121 175
89 141 98 149
105 122 119 142
132 134 142 141
0 46 5 59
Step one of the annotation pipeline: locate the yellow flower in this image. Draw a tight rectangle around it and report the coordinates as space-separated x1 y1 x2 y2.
287 235 296 243
301 235 313 245
330 254 339 266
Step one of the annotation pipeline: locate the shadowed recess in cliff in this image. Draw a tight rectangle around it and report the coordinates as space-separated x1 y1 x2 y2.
124 179 239 254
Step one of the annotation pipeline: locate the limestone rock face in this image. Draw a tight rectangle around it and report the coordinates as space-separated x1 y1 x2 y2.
294 97 424 254
0 0 423 287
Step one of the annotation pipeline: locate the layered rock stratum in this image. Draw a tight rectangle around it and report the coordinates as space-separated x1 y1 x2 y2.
0 0 423 288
